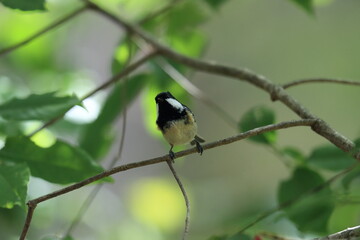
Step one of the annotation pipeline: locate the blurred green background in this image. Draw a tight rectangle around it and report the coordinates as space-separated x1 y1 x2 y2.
1 0 360 239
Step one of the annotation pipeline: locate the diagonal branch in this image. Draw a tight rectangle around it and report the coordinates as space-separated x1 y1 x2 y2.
86 1 357 158
283 78 360 89
19 119 317 240
0 5 88 57
28 49 157 137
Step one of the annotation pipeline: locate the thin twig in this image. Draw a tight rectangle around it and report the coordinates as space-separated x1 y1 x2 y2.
166 160 190 240
19 202 37 240
313 225 360 240
139 0 184 24
19 119 316 239
283 78 360 89
63 183 102 236
64 40 134 237
87 1 357 156
63 107 128 237
28 50 157 137
0 5 88 57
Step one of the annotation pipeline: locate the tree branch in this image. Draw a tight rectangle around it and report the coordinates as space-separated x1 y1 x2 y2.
0 5 88 57
6 2 359 239
283 78 360 89
86 1 358 159
314 225 360 240
19 119 316 240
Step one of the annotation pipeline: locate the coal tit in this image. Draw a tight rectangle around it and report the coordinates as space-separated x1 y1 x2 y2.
155 91 205 160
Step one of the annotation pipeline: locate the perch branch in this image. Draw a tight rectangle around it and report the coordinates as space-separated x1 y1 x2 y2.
283 78 360 89
0 5 88 56
19 119 316 240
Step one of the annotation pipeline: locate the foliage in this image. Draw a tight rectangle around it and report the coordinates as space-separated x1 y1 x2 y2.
0 0 46 11
278 167 334 233
239 106 276 144
0 0 358 240
0 92 81 121
0 136 107 184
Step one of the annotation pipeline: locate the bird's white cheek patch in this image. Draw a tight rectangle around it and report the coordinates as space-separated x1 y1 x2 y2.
166 98 184 111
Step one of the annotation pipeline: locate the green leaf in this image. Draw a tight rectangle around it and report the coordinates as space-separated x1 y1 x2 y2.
0 136 105 184
278 167 334 234
288 0 314 14
111 37 138 74
239 106 276 144
166 30 207 58
307 145 356 171
0 163 30 209
0 120 22 137
0 0 46 11
165 1 209 34
203 0 229 10
0 206 26 238
0 92 81 121
79 74 149 160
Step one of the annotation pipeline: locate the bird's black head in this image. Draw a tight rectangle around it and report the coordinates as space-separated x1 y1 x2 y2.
155 91 175 103
155 91 188 129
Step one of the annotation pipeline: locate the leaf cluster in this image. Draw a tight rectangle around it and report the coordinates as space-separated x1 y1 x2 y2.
0 0 352 240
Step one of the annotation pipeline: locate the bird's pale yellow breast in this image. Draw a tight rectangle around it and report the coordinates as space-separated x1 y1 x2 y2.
162 111 197 146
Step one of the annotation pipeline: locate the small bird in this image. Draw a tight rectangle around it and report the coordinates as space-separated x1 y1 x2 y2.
155 91 205 161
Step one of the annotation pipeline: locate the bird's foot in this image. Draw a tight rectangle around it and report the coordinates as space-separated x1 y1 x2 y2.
195 141 203 155
169 150 175 163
